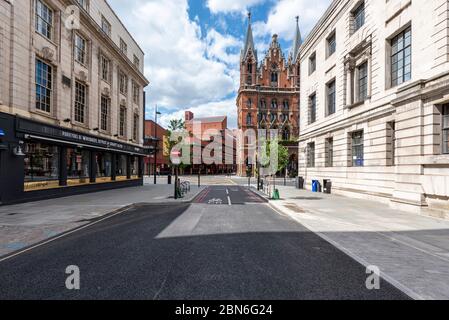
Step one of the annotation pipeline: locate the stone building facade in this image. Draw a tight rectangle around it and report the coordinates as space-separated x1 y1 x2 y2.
0 0 149 204
297 0 449 215
236 15 301 177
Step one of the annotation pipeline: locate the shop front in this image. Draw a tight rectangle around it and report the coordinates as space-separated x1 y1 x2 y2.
0 113 148 204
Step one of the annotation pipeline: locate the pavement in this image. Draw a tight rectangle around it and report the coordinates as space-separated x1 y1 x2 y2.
0 185 409 300
256 185 449 300
0 182 204 258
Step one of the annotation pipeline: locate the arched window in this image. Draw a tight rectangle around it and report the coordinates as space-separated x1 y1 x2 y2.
271 99 278 109
247 63 253 74
271 72 278 85
283 100 289 110
260 99 266 109
247 99 252 108
270 113 277 122
246 113 252 125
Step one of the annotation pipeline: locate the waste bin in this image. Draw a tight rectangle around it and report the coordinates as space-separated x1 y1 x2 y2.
167 174 172 185
323 179 332 194
296 176 304 189
312 180 321 193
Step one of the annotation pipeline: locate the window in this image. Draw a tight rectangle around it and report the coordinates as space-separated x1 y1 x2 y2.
24 142 60 184
357 62 368 102
35 59 52 113
283 100 289 110
100 95 110 131
351 131 364 166
309 52 316 75
271 99 278 109
247 99 252 109
119 71 128 95
132 81 140 105
327 32 336 57
133 114 139 141
247 63 252 74
246 113 252 126
271 72 278 86
96 152 112 178
120 38 128 55
119 106 127 137
133 55 140 69
74 81 87 123
35 0 53 39
391 26 412 87
282 128 290 141
281 113 288 122
76 0 88 10
260 99 266 109
325 138 333 167
307 142 315 168
353 1 365 32
67 148 90 182
130 156 139 176
326 80 336 116
116 155 127 177
270 113 277 122
308 93 316 124
387 121 396 165
443 105 449 154
101 16 111 36
74 33 87 65
100 55 110 82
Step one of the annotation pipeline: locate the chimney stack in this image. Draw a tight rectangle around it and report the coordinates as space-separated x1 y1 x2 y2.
185 111 194 121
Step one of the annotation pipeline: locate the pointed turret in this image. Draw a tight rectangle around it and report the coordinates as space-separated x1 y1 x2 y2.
291 16 302 63
241 12 257 62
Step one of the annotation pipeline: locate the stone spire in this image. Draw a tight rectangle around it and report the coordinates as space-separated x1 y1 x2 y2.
241 11 257 62
291 16 302 63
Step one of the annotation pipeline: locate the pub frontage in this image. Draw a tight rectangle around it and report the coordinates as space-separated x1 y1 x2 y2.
0 113 151 205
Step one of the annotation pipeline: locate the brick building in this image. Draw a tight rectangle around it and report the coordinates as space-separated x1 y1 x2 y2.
236 14 301 177
0 0 149 204
144 120 169 175
184 111 236 175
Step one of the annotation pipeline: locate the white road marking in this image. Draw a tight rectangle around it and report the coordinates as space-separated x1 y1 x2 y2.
227 196 232 206
226 188 229 195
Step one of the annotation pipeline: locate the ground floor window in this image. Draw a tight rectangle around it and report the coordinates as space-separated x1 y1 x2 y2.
307 142 315 168
130 156 139 178
24 142 60 191
96 152 112 182
67 148 90 185
116 154 128 180
443 104 449 154
325 138 333 167
352 131 364 166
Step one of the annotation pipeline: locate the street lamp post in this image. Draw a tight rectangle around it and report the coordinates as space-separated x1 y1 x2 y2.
154 105 162 185
256 84 261 190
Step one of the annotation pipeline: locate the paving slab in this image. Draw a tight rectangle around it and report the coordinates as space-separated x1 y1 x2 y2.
256 185 449 300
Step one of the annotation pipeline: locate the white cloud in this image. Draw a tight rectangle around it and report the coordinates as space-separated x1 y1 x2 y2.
108 0 239 125
207 0 266 14
206 29 242 66
253 0 332 41
158 97 238 129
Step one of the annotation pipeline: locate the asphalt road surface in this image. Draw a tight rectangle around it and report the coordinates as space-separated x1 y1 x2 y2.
0 186 409 300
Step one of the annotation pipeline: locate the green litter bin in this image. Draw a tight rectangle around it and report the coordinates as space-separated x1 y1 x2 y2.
272 188 280 200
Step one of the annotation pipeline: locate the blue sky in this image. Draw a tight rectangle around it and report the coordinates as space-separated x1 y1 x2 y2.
108 0 332 128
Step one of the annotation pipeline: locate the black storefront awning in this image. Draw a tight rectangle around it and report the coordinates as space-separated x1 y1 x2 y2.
15 117 149 156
